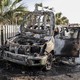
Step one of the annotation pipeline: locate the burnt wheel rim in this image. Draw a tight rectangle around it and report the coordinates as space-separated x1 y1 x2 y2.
45 54 52 70
45 61 52 70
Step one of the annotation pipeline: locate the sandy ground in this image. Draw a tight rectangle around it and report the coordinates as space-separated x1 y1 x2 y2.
0 60 80 80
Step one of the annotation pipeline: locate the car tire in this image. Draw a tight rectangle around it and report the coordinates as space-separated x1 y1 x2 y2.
44 54 53 71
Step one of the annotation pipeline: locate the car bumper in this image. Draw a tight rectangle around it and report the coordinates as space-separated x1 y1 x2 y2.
3 51 48 66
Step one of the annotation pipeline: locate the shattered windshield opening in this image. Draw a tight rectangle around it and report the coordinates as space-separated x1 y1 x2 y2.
60 27 80 39
20 12 54 38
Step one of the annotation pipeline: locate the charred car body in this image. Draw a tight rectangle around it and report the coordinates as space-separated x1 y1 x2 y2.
54 27 80 62
2 5 55 70
1 4 80 70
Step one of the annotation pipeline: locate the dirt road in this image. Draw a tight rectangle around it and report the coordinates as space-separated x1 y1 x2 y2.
0 61 80 80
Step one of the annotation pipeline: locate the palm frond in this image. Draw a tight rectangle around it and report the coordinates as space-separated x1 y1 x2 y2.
0 0 28 24
61 16 67 21
55 12 62 18
13 5 27 12
4 0 11 6
11 0 22 8
55 12 69 25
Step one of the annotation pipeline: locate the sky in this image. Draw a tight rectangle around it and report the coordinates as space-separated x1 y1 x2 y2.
22 0 80 23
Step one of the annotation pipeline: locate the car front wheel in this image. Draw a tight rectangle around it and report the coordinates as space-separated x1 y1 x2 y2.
44 54 53 71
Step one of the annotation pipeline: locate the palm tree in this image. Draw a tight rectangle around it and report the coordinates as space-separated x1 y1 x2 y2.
0 0 28 45
0 0 28 25
55 12 69 25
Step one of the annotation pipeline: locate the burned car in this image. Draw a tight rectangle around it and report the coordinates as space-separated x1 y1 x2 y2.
3 6 55 70
54 27 80 62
